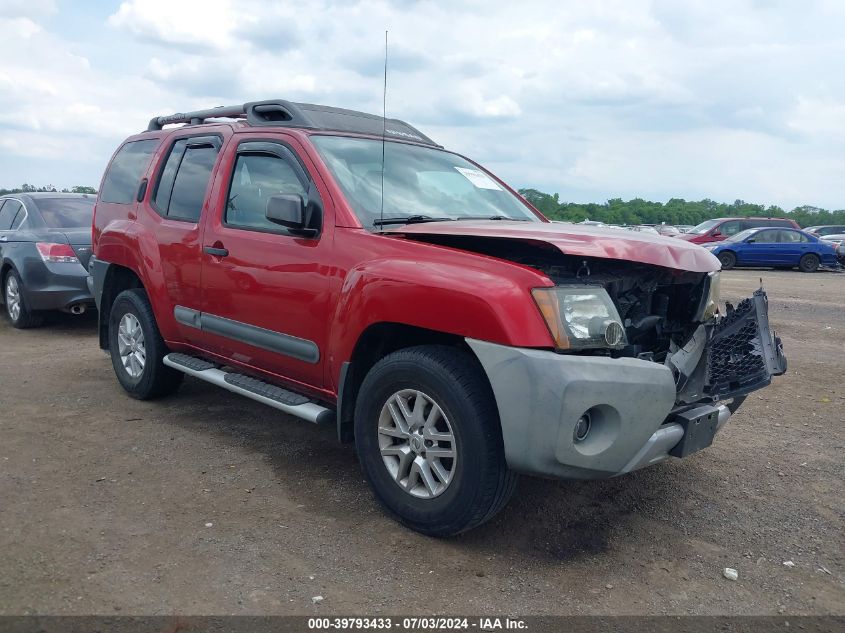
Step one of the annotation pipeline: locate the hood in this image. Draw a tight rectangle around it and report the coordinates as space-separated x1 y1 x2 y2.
386 221 720 273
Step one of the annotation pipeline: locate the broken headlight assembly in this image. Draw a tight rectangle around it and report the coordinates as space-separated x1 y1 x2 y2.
698 271 721 321
532 285 627 351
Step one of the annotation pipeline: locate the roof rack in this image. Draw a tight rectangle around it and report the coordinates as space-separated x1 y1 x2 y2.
146 99 441 147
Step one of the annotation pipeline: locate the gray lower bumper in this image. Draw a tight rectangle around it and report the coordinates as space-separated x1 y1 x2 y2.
466 339 731 480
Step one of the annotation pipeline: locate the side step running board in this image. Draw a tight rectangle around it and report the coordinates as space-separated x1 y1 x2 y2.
163 353 334 425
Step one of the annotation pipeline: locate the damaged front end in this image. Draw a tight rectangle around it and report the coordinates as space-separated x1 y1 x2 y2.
667 288 787 410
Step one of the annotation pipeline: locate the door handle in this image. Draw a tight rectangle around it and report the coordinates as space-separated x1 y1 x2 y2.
203 245 229 257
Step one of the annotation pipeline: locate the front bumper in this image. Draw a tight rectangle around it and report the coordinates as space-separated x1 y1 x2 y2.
466 290 786 480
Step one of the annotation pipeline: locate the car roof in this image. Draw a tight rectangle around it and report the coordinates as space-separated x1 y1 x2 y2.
3 192 94 200
714 216 794 221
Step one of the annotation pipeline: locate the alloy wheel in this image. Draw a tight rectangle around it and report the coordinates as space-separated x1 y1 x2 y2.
377 389 457 499
5 275 20 321
117 313 146 378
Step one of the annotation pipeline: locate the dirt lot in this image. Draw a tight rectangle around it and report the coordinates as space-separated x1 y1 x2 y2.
0 269 842 616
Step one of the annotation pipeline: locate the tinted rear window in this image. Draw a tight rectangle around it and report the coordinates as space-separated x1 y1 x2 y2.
100 139 160 204
34 197 95 228
153 137 220 222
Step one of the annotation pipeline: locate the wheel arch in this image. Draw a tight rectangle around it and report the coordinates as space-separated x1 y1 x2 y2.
0 260 15 299
97 263 144 350
336 322 481 443
717 249 737 267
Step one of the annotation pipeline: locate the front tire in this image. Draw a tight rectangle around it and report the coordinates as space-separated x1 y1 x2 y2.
799 253 820 273
354 345 516 536
108 288 183 399
4 270 42 329
718 251 736 270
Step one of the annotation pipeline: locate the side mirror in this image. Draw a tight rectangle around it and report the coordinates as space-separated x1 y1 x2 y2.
711 230 722 237
266 194 317 237
746 238 756 243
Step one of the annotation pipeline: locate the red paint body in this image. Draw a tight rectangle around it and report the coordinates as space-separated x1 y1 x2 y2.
93 123 720 405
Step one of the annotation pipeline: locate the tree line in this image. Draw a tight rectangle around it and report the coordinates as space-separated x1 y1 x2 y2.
518 188 845 228
1 184 97 195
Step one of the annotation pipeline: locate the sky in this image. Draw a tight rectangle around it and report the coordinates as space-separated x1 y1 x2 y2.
1 0 845 209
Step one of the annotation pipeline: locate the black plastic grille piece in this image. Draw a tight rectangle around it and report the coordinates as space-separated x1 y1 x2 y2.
705 297 766 394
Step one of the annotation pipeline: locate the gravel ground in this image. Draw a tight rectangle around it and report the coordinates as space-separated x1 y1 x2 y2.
0 269 842 616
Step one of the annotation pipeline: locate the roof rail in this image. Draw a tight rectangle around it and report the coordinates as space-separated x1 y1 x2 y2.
146 99 441 147
147 100 308 131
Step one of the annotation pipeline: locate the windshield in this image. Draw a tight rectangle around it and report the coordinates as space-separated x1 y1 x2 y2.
34 197 95 228
688 219 721 235
311 136 539 228
726 228 757 242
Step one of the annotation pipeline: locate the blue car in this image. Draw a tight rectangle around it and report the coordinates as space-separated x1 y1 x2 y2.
706 227 840 272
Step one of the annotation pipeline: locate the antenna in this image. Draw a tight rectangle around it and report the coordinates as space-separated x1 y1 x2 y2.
379 30 388 227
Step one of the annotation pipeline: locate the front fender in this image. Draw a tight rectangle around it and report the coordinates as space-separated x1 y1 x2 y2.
328 256 555 382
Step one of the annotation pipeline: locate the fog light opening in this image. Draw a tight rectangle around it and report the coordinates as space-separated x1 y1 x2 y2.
604 321 624 347
574 413 592 443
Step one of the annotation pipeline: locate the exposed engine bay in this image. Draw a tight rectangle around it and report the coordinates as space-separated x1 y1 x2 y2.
409 235 787 405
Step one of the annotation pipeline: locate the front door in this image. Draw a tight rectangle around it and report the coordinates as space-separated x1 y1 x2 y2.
198 135 333 391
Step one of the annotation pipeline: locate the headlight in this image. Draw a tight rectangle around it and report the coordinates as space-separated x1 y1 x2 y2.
700 271 720 320
532 285 627 351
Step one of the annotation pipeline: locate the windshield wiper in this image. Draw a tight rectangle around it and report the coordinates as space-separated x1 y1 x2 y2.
372 215 453 227
455 215 530 221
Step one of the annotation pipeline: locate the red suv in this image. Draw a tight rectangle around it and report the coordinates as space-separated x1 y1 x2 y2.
88 100 786 535
679 217 801 244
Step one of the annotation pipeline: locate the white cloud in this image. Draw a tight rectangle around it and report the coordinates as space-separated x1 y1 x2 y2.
1 0 845 209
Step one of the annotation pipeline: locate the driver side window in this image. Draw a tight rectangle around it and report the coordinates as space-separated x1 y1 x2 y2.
226 153 307 232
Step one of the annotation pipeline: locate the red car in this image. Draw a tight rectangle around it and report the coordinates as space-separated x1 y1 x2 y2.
678 217 801 244
88 100 786 535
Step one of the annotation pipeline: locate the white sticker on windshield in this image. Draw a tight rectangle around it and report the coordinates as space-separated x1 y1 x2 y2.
454 167 503 190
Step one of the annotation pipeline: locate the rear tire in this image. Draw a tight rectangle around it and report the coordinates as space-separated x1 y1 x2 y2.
717 251 736 270
3 270 42 329
354 345 516 537
108 288 183 399
798 253 820 273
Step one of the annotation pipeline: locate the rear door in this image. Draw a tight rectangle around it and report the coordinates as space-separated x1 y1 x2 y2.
739 228 780 265
144 133 225 345
197 133 334 390
775 229 810 265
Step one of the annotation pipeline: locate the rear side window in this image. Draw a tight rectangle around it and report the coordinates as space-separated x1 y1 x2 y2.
153 137 220 222
10 207 26 230
100 139 159 204
778 230 807 243
0 200 23 230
